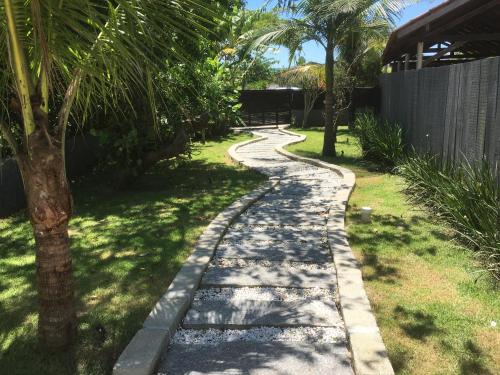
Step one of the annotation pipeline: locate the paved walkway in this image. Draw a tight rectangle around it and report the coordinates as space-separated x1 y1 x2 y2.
158 129 354 374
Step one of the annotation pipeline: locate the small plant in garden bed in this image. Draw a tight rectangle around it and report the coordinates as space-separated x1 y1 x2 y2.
353 112 405 169
398 154 500 281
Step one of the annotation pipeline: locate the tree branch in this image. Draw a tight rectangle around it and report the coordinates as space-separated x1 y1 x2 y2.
142 127 188 170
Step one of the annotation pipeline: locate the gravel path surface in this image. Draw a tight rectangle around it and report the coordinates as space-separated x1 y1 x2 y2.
194 287 336 302
172 326 346 345
159 129 354 374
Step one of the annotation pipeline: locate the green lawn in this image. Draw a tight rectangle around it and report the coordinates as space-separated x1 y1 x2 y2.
0 133 265 375
287 127 500 375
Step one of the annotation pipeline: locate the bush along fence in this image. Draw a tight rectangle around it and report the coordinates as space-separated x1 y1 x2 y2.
397 154 500 281
354 112 500 280
379 56 500 179
0 134 99 218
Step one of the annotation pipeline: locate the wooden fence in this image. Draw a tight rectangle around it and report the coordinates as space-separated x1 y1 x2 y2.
239 88 378 127
239 89 294 126
0 134 99 218
380 56 500 174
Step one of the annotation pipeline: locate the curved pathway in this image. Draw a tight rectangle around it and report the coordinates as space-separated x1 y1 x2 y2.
158 129 354 374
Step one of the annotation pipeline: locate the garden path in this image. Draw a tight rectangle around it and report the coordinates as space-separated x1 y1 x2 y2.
158 129 354 374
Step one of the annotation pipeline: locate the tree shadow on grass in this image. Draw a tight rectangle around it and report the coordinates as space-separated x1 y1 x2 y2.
387 345 412 374
0 156 264 375
393 305 442 341
347 209 450 284
459 340 493 375
360 253 399 283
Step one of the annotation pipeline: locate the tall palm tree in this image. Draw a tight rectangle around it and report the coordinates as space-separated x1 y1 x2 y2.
0 0 214 350
252 0 406 156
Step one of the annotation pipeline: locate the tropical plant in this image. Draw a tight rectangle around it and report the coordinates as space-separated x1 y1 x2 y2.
219 7 280 89
354 112 404 168
251 0 406 156
242 54 278 89
337 16 389 85
0 0 214 349
397 155 500 280
277 63 325 127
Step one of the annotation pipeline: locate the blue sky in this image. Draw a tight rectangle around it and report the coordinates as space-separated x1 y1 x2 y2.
245 0 445 67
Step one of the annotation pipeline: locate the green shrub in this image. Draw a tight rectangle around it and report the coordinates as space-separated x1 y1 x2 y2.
397 154 500 280
354 112 405 168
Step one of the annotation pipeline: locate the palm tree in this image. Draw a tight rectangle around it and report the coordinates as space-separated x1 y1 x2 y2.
252 0 406 156
0 0 213 350
338 19 390 123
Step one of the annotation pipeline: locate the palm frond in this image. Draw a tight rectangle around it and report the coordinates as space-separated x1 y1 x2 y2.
0 0 219 141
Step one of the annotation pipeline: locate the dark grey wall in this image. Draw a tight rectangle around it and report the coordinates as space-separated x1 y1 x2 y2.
380 57 500 176
0 134 99 218
291 109 349 128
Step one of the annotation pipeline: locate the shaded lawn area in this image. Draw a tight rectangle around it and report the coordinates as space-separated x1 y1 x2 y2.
0 133 265 375
287 127 500 375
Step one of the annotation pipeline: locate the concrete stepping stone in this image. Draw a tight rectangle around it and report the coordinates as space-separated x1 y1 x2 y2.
251 199 324 208
183 299 342 329
223 226 326 243
249 203 329 214
241 208 326 218
159 341 354 375
276 185 338 195
285 180 340 188
216 240 331 262
234 212 326 226
201 265 336 288
257 195 333 207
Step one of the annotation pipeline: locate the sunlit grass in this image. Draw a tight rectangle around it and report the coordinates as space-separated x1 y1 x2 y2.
287 126 500 375
0 133 265 375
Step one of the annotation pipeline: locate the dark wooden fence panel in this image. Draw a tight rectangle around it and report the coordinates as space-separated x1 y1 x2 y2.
0 134 99 218
380 57 500 176
239 88 379 127
239 89 294 126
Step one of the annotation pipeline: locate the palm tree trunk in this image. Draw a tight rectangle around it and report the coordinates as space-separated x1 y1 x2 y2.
322 23 336 157
4 0 76 349
18 130 76 350
2 0 76 349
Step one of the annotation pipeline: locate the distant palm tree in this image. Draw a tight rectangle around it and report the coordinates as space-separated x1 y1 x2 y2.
251 0 406 156
0 0 213 350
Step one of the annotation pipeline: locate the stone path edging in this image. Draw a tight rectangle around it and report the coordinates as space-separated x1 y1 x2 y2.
274 128 395 375
113 145 279 375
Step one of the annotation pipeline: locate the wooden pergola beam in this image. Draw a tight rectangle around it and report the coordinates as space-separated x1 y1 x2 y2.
423 41 467 67
384 0 500 67
425 33 500 43
421 0 500 41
